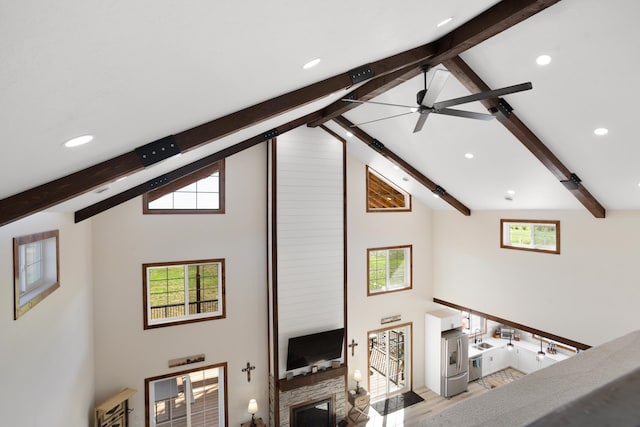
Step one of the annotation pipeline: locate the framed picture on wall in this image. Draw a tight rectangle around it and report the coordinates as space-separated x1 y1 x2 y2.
13 230 60 319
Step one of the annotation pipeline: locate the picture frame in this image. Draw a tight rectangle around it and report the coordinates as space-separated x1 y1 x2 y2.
13 229 60 319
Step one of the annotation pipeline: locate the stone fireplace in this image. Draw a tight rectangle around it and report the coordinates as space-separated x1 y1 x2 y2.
270 368 346 427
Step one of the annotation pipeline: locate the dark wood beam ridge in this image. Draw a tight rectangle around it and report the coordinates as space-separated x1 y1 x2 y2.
308 0 562 127
74 111 323 223
332 115 470 216
0 0 562 227
443 55 605 218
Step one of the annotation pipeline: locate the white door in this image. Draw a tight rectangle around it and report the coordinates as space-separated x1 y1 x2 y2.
368 323 412 400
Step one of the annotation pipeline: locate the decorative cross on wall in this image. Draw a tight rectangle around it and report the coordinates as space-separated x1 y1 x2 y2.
348 339 359 357
242 362 256 382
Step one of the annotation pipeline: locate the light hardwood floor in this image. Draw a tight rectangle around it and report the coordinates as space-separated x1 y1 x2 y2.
360 368 525 427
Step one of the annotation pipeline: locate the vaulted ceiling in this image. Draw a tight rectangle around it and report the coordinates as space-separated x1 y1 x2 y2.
2 0 638 226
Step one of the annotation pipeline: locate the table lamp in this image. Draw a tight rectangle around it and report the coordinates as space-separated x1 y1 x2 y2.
248 398 258 426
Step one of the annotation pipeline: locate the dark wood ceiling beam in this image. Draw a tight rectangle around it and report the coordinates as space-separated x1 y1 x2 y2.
443 56 605 218
0 0 561 227
308 64 422 127
74 111 323 222
332 115 470 216
308 0 562 127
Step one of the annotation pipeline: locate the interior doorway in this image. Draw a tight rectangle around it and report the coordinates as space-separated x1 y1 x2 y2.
367 322 412 401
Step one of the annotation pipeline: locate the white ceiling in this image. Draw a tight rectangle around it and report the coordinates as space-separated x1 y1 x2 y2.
1 0 638 218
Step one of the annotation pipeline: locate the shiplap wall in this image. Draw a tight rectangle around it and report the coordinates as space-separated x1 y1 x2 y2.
274 127 344 377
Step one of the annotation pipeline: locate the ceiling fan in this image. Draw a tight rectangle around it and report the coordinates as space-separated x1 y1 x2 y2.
343 65 532 133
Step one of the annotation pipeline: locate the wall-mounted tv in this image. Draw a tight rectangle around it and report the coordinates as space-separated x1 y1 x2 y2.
286 328 345 371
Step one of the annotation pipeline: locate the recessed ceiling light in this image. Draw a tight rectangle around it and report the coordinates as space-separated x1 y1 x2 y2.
345 131 353 138
507 190 516 195
464 153 474 159
536 55 552 66
303 58 321 69
594 127 608 136
64 134 94 148
410 107 419 113
393 165 400 170
437 17 453 27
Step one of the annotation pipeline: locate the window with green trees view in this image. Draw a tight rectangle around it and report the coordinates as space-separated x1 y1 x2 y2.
367 245 412 295
143 259 225 329
501 219 560 254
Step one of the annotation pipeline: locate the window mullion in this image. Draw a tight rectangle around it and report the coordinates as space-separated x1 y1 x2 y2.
385 251 391 291
530 225 535 249
184 265 189 317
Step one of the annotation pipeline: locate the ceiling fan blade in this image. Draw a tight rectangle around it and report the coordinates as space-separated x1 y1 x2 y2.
421 69 451 107
413 112 430 133
434 108 496 121
433 82 533 109
349 111 416 127
342 99 416 109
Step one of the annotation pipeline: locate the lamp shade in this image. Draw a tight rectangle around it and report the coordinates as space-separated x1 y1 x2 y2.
353 369 362 382
248 399 258 415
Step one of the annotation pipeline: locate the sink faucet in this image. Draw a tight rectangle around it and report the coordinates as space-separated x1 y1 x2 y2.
474 328 482 344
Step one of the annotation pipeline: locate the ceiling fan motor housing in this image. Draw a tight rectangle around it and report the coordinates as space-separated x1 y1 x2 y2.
416 89 427 105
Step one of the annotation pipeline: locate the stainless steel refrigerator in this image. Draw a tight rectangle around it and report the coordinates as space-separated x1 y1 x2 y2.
440 328 469 397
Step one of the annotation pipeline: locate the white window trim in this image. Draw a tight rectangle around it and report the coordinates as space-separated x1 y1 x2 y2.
500 219 560 254
144 259 225 329
368 245 413 295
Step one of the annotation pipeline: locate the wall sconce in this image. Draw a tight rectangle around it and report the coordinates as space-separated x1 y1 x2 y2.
353 369 362 394
536 339 546 361
248 399 258 427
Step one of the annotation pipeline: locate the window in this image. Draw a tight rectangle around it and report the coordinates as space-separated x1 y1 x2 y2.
143 161 225 214
13 230 60 319
366 167 411 212
146 363 227 427
367 245 412 295
143 259 225 329
461 311 486 336
501 219 560 254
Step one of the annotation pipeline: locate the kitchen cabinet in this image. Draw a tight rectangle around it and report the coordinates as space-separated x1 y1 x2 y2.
482 346 505 376
540 355 556 370
504 346 518 369
440 310 462 331
516 347 539 374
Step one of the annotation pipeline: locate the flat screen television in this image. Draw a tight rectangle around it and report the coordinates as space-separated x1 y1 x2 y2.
286 328 345 371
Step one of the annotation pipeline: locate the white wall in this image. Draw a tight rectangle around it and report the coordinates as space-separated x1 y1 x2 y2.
433 209 640 347
346 156 437 392
274 128 345 377
0 212 94 427
92 145 268 426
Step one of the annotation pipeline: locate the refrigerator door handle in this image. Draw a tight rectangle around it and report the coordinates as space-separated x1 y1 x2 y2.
457 337 462 373
448 371 467 381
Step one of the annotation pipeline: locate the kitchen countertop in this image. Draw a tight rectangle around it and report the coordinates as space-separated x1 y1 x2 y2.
468 336 569 362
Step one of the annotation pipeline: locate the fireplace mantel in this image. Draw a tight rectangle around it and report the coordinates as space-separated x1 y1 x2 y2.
278 365 347 392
